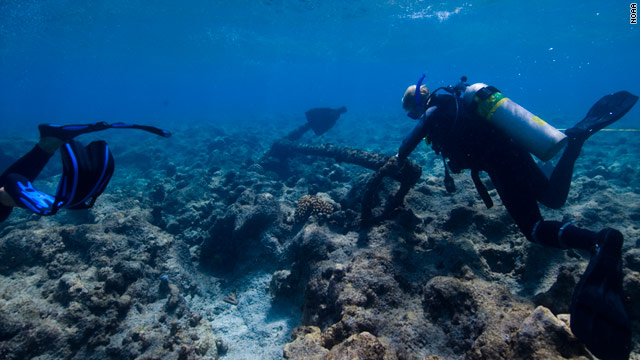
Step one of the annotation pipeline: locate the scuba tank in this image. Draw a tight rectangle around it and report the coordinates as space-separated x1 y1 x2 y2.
463 83 567 162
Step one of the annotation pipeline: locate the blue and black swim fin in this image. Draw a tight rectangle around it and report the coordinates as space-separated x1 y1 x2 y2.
39 122 111 141
39 122 172 140
57 140 115 210
3 173 57 215
4 140 115 215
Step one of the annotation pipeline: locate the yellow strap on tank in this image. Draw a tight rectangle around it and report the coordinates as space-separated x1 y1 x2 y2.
475 92 506 120
486 97 508 121
530 116 549 126
557 128 640 132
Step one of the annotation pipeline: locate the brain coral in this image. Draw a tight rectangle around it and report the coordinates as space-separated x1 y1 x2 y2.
294 195 334 223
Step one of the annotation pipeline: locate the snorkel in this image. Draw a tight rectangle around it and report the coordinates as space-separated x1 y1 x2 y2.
407 74 427 119
415 73 425 106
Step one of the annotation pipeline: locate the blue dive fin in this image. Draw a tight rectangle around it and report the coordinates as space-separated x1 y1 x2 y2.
3 174 58 215
3 139 115 216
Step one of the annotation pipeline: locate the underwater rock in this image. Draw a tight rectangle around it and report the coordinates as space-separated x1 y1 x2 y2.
444 206 478 232
422 276 486 353
55 273 91 305
0 227 51 273
326 331 396 360
291 223 334 267
623 270 640 320
233 192 279 239
200 190 280 269
322 306 378 349
283 326 330 360
510 306 589 360
422 276 590 359
0 321 63 360
270 269 296 297
533 265 581 314
625 248 640 272
165 283 183 311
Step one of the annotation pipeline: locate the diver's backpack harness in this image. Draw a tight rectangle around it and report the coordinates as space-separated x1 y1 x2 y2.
4 139 115 215
416 76 490 206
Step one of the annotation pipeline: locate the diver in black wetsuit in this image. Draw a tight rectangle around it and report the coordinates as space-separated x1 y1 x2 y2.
394 75 638 360
0 122 171 223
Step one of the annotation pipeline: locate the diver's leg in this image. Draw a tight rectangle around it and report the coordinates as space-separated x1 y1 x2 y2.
536 136 583 209
0 139 59 222
0 141 57 186
530 220 597 250
487 148 570 210
488 157 596 250
487 160 542 241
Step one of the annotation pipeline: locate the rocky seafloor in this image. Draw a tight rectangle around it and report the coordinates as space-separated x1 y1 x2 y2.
1 113 639 360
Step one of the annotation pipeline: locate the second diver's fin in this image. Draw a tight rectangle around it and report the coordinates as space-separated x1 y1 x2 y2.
570 228 632 360
39 122 172 141
566 91 638 141
109 123 172 137
39 122 111 141
305 107 347 136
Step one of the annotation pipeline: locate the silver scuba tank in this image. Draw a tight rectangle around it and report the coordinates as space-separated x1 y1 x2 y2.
463 83 567 162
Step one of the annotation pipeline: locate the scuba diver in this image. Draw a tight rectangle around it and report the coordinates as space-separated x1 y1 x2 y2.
395 74 638 360
0 122 171 223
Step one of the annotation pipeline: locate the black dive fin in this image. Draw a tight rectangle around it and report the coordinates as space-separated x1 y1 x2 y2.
305 106 347 136
58 140 115 209
568 91 638 140
109 123 172 137
39 122 172 140
570 229 631 360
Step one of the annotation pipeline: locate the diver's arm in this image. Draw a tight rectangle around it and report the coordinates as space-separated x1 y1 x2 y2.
397 106 438 161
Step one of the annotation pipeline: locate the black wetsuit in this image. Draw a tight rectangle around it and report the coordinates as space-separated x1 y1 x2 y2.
398 94 598 251
0 145 53 222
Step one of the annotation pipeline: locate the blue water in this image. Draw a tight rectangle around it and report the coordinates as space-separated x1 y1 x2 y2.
1 1 639 134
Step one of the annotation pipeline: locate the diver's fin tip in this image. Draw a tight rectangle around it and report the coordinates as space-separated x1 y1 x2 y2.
570 228 631 360
568 91 639 141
